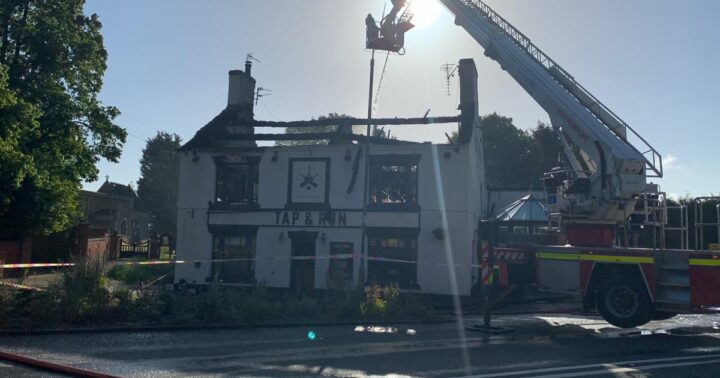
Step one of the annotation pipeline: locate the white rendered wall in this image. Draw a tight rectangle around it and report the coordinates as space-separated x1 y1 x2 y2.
175 140 485 296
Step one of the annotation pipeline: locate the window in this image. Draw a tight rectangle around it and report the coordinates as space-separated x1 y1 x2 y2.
368 236 417 289
212 234 256 283
513 226 529 234
215 158 259 206
328 242 354 287
369 156 419 208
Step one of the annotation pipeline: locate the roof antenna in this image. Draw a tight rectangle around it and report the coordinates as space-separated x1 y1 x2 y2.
245 52 260 76
255 87 272 105
441 63 458 96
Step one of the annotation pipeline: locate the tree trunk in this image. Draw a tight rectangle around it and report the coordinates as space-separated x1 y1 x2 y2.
10 0 28 69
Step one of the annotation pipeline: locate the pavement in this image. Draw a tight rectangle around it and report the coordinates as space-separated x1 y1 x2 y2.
0 310 720 377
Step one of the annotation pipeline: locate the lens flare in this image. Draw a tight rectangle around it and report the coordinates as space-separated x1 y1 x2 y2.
410 0 441 29
307 331 317 340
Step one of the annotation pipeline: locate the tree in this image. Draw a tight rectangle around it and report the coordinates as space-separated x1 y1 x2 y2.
0 66 41 238
528 121 563 183
137 132 182 236
447 114 562 188
0 1 124 238
480 113 533 187
275 113 350 146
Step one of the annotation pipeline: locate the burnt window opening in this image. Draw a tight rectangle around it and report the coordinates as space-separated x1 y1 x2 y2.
215 159 259 207
369 155 419 209
368 236 418 289
212 234 256 284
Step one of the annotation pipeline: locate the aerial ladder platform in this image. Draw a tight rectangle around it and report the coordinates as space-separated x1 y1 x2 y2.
439 0 663 235
426 0 717 328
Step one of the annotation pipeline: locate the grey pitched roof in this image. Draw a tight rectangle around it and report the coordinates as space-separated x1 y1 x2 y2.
181 104 254 150
98 181 137 199
493 194 548 222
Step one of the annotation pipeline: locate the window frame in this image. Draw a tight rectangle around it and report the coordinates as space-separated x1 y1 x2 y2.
328 242 354 286
368 154 420 211
213 156 261 209
366 228 419 289
210 230 257 284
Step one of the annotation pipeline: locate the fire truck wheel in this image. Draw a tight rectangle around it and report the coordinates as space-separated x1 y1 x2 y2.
597 275 652 328
652 311 677 321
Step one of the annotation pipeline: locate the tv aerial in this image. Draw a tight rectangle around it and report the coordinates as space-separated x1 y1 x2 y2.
255 87 272 105
441 63 458 96
246 52 260 65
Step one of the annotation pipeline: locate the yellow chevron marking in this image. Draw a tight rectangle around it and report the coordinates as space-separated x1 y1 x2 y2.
536 252 654 264
689 258 720 267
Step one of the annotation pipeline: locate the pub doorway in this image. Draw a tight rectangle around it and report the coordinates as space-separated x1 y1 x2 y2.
289 231 317 296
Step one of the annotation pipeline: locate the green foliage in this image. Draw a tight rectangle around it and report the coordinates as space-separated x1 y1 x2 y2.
52 258 110 323
137 132 182 235
480 114 562 188
359 283 427 320
481 113 532 187
107 263 174 285
0 0 124 237
275 112 350 146
446 114 562 188
111 290 172 322
529 122 563 184
1 268 432 328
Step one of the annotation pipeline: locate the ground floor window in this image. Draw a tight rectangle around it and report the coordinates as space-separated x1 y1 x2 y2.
328 242 354 287
212 234 256 283
368 235 418 289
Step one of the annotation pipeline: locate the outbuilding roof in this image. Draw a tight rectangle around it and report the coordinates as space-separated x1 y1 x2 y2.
492 193 548 223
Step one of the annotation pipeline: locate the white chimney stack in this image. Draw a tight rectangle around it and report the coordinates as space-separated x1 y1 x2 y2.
227 64 255 107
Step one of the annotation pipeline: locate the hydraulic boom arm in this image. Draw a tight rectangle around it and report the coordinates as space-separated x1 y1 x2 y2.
437 0 663 227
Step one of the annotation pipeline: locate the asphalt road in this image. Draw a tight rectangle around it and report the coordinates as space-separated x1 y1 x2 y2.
0 359 67 377
1 313 719 377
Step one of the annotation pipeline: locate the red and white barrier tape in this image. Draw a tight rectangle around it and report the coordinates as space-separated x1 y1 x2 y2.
1 253 508 270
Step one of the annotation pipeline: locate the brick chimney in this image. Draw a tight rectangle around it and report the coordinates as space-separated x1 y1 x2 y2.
457 58 478 143
227 62 255 107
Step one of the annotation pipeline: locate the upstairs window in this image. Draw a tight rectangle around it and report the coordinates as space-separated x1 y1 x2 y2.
215 158 259 207
369 155 419 209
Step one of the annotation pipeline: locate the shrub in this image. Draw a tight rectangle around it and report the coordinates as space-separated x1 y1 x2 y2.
107 264 174 285
55 258 112 323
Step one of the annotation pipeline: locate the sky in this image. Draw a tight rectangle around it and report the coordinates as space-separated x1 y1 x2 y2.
83 0 720 198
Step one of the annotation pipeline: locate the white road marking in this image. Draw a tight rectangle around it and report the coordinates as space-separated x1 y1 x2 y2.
464 353 720 378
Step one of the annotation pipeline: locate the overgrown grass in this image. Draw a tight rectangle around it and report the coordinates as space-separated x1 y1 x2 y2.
0 262 434 330
107 264 174 285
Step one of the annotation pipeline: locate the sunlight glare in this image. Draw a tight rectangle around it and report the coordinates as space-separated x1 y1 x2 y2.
410 0 441 29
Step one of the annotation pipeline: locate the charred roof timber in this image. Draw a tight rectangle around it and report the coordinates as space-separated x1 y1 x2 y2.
219 116 460 144
182 58 479 150
244 116 459 128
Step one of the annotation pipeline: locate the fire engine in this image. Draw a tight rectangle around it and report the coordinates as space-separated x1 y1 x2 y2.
368 0 720 328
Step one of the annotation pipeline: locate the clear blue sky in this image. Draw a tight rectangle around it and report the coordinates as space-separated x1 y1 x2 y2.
84 0 720 198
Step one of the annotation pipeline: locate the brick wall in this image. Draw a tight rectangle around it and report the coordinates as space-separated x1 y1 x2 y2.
0 237 32 265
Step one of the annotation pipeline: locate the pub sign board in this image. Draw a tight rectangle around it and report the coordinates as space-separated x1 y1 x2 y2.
288 158 329 205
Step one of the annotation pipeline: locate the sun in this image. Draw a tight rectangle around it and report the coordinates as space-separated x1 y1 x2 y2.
410 0 442 29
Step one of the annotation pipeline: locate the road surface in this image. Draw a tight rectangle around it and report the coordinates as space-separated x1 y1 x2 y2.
0 312 719 377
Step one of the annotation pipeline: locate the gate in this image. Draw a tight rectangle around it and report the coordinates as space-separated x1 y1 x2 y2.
120 239 149 258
